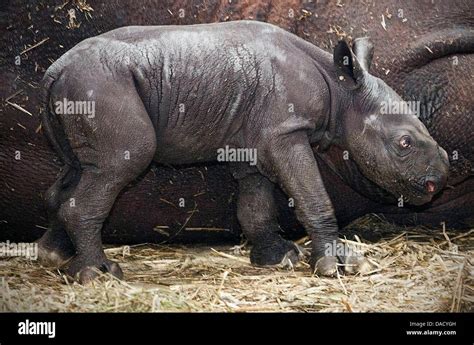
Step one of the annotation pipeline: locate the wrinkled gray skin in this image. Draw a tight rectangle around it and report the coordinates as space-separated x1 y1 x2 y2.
39 21 449 283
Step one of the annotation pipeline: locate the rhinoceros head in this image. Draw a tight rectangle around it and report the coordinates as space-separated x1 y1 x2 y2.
333 38 449 206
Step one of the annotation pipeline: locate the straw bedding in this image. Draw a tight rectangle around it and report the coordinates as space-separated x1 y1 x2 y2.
0 216 472 312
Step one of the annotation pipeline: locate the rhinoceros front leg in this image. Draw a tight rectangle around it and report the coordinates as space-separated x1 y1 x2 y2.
235 171 304 267
264 131 343 276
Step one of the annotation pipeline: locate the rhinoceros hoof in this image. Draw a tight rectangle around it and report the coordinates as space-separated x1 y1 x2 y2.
311 255 339 277
37 244 74 269
250 239 303 267
341 255 374 275
311 255 374 276
63 257 123 284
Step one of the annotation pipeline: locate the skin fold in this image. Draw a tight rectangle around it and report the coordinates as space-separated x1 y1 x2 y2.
37 21 448 282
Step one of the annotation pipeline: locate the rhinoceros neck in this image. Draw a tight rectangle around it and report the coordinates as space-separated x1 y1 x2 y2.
317 147 397 204
313 68 347 151
293 39 350 150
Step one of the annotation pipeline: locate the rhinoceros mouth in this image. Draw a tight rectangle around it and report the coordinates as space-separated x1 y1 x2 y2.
412 174 443 196
401 176 444 206
411 181 430 195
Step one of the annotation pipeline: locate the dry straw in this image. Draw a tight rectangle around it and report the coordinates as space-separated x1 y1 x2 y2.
0 216 472 312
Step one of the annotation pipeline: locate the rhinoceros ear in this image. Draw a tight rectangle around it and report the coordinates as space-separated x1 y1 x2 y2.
352 37 374 72
333 40 364 89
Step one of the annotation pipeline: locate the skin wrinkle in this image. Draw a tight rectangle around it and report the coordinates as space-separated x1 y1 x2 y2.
385 26 473 186
395 28 474 75
170 74 182 129
187 75 206 128
214 91 236 132
189 48 238 136
179 61 205 104
146 49 159 127
303 53 341 148
207 60 236 132
133 47 157 125
157 51 164 129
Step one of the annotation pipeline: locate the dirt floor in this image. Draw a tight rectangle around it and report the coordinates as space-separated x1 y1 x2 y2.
0 217 473 312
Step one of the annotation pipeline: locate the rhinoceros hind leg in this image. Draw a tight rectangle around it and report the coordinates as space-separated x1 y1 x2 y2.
37 229 75 268
64 257 124 285
58 154 155 284
37 167 79 268
53 92 157 284
251 238 304 267
235 171 303 267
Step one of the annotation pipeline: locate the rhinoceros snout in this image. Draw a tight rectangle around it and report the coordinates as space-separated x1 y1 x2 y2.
423 148 449 196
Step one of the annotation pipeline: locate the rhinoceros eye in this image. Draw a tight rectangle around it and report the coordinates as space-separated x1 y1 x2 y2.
399 135 412 149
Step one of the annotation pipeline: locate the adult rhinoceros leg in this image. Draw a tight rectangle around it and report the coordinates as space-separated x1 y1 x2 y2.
235 171 303 267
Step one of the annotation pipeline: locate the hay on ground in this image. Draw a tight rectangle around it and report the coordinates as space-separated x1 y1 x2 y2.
0 217 472 312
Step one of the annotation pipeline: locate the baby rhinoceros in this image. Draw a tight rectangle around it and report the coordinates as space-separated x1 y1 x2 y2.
39 21 449 283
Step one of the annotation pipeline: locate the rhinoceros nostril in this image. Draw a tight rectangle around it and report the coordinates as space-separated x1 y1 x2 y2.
425 180 436 193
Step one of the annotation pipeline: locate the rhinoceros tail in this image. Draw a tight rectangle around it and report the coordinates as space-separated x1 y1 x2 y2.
40 71 80 169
